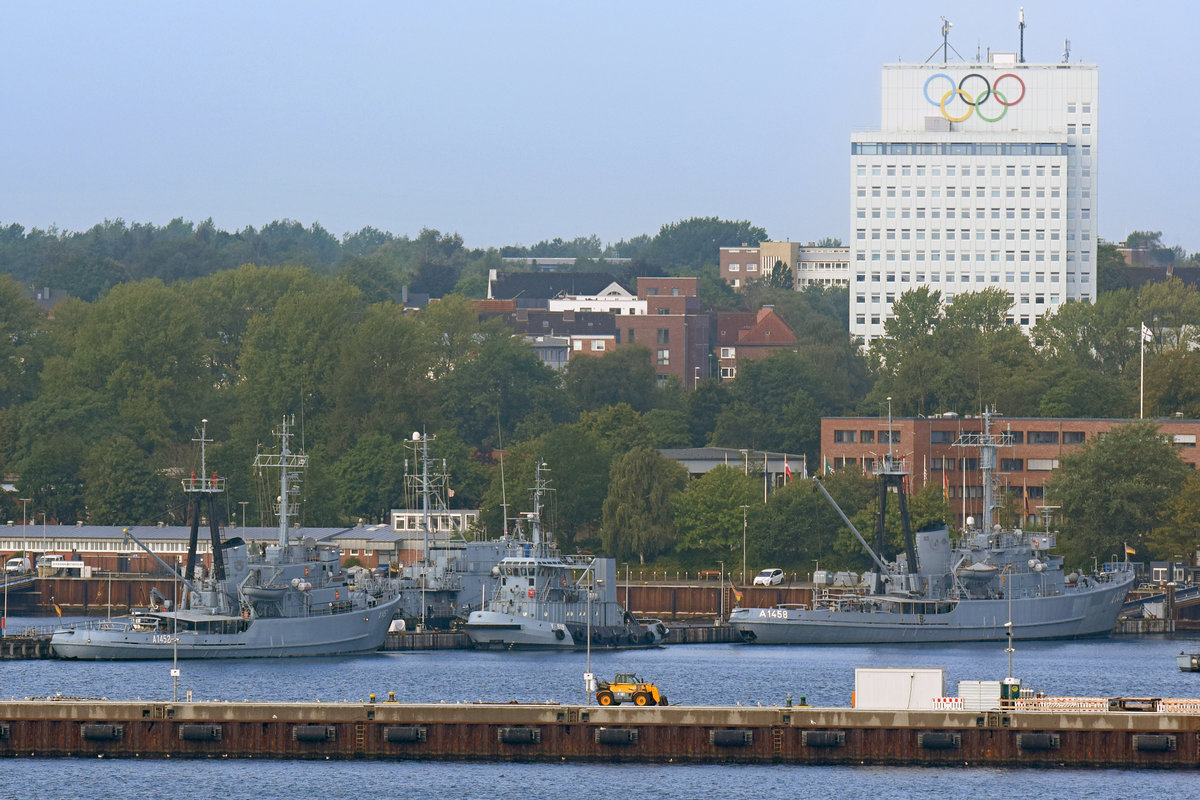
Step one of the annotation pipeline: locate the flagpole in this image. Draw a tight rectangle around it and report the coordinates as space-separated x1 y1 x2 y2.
1140 328 1145 419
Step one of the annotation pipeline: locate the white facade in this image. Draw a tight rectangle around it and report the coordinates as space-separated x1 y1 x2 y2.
546 282 645 315
850 57 1097 342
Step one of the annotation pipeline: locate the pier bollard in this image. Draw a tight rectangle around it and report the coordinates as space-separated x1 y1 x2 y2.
388 692 395 702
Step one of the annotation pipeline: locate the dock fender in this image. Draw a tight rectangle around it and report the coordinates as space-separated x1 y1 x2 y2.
554 628 566 641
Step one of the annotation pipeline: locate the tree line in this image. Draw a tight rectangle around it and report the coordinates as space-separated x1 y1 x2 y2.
1 217 1198 574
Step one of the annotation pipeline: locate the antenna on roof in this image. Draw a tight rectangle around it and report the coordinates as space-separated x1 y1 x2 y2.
1018 7 1026 63
1062 38 1070 63
924 17 964 64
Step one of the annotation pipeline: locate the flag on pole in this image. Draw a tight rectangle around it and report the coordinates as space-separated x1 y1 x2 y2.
732 587 743 605
800 455 809 480
1023 478 1029 521
823 457 831 475
1141 322 1153 343
53 603 63 617
1125 543 1136 556
784 455 793 482
942 469 949 501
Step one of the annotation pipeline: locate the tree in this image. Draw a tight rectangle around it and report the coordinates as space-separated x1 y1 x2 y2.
564 346 657 413
763 260 794 290
328 433 407 524
81 434 167 524
672 466 759 566
600 447 689 563
1153 472 1200 561
634 217 768 273
1046 421 1190 567
0 275 46 409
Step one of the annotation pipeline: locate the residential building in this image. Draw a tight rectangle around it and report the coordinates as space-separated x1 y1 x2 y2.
486 270 629 307
659 447 807 495
850 54 1098 343
621 277 712 388
714 306 797 381
820 415 1200 529
720 246 760 289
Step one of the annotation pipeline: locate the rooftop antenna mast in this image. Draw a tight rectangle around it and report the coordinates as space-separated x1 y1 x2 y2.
925 17 965 64
1062 39 1070 63
1018 7 1026 63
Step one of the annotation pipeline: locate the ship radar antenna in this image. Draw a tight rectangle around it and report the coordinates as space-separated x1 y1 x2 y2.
1018 7 1026 63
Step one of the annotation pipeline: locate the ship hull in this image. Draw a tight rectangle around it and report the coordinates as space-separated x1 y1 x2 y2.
463 610 667 650
51 596 401 660
730 574 1133 645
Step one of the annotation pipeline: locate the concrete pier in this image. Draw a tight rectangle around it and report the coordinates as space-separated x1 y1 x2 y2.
1 699 1198 768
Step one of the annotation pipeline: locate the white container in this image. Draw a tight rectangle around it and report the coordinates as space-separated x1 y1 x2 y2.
853 667 945 709
957 680 1002 711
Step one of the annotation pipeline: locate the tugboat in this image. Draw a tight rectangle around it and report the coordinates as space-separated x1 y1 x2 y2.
730 408 1135 644
463 462 668 650
51 418 401 659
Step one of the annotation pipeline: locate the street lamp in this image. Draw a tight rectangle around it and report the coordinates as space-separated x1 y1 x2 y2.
740 505 750 584
584 575 603 704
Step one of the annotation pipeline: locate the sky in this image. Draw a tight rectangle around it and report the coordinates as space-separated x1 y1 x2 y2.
2 1 1197 253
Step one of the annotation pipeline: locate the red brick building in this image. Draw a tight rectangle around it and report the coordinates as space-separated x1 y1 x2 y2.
719 246 761 290
615 277 712 388
714 306 797 381
820 415 1200 529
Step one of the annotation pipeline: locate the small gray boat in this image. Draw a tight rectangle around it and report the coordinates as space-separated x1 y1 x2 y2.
1178 652 1200 672
51 418 401 659
464 463 668 650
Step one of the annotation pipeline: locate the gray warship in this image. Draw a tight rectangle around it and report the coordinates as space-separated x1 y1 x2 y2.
51 418 401 659
463 462 668 650
730 410 1135 644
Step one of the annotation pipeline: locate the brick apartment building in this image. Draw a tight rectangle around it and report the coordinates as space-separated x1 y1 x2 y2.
820 415 1200 529
714 306 797 381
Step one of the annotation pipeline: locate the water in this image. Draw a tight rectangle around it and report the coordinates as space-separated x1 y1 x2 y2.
5 618 1200 795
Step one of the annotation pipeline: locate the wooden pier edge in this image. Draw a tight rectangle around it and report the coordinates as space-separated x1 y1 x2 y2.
1 700 1198 768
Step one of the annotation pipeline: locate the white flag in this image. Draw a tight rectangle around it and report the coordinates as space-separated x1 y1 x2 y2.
1141 323 1152 343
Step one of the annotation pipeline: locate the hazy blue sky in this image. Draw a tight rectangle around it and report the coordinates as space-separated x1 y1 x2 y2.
3 1 1196 252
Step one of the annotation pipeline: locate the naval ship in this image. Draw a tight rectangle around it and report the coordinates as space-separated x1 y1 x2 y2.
730 410 1135 644
463 463 668 650
51 418 401 659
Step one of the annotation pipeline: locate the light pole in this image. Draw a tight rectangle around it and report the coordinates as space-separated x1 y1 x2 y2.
718 560 725 624
740 505 749 584
239 501 249 529
623 562 630 608
584 575 603 704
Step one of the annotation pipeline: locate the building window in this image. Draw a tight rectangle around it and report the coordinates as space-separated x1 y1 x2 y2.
656 349 670 366
833 430 857 443
860 430 875 444
1028 431 1059 445
1000 458 1024 472
593 341 605 351
1027 458 1059 471
720 347 735 359
720 367 736 380
930 431 955 444
878 431 900 444
1062 431 1085 445
656 329 669 345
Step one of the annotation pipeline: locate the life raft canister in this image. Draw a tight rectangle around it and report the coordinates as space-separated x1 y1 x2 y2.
528 588 536 598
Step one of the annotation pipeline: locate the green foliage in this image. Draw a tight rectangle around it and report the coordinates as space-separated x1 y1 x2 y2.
635 217 768 273
565 346 657 413
601 447 689 563
0 275 47 409
672 466 759 566
328 433 407 524
81 434 167 525
1046 421 1191 567
763 260 794 290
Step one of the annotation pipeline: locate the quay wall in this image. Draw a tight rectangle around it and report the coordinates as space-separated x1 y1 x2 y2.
2 700 1198 768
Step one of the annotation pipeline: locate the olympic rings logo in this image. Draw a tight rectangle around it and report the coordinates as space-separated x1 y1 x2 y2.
923 72 1026 123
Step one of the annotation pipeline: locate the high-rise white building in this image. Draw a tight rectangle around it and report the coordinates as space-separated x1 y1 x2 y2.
849 54 1097 343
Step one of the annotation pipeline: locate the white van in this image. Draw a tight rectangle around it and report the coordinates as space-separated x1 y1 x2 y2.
5 556 32 574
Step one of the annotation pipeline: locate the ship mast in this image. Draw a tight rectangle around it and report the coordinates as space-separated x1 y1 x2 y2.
253 416 308 549
182 418 226 587
953 407 1013 532
876 398 917 579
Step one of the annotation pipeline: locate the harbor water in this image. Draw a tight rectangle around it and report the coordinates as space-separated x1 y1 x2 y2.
4 617 1200 796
